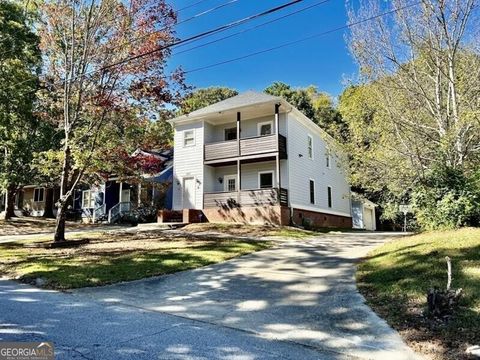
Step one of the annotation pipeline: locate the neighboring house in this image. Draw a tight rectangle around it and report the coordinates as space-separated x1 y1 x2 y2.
166 91 352 228
78 148 173 223
1 149 173 223
351 194 377 231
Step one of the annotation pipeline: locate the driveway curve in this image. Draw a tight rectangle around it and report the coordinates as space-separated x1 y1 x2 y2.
76 231 421 360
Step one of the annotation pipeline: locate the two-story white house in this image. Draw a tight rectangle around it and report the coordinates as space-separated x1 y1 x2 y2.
166 91 352 228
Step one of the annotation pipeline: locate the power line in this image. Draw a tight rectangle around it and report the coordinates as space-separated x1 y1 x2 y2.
185 1 421 73
173 0 331 56
0 0 240 60
176 0 212 13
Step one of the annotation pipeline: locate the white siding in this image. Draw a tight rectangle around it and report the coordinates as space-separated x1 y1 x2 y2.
206 161 288 192
172 121 204 210
287 113 351 217
205 113 287 143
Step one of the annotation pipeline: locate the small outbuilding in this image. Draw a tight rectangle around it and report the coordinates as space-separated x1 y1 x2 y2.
351 194 377 231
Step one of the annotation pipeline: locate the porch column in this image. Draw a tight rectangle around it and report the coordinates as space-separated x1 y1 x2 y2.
119 182 123 203
275 104 281 190
138 183 142 206
237 112 241 203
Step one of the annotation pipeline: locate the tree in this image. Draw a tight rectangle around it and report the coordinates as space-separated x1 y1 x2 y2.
0 1 42 219
38 0 186 242
180 87 238 114
344 0 480 229
264 82 345 137
347 0 480 179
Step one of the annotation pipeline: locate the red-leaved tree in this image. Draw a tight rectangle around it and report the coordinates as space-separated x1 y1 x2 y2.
38 0 186 242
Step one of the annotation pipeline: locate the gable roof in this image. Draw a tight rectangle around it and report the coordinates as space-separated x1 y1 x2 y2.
169 91 282 124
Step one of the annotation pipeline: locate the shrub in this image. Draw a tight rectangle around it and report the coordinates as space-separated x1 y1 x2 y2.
412 167 480 230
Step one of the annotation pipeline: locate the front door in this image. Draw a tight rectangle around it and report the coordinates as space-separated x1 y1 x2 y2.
224 175 237 192
121 189 131 203
183 177 195 209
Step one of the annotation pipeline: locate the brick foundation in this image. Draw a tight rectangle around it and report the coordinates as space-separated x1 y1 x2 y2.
202 205 290 225
157 209 183 223
291 207 352 229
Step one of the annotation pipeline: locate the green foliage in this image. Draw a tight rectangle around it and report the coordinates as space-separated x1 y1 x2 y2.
264 82 344 137
180 87 238 114
0 0 45 190
412 167 480 230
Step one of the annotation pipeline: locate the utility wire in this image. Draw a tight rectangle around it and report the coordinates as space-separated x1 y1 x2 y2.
0 0 240 60
5 0 304 90
173 0 331 56
185 1 421 73
176 0 212 13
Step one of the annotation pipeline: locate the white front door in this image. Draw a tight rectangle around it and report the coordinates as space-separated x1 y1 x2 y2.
224 175 237 192
121 189 131 203
183 177 196 209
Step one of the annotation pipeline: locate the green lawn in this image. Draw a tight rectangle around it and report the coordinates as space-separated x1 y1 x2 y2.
0 230 271 290
357 228 480 360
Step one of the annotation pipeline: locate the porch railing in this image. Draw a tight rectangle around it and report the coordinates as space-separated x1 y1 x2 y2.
92 203 106 223
204 188 288 208
108 202 132 223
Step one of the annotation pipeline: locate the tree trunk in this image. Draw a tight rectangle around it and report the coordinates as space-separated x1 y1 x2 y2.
53 199 69 242
5 185 17 220
43 187 55 218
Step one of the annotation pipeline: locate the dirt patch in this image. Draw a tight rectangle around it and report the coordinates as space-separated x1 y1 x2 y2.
0 217 101 236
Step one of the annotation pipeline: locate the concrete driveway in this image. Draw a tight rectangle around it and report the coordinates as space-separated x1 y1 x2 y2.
74 231 420 360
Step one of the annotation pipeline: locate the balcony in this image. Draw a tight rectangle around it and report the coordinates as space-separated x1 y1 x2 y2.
204 187 288 208
204 134 287 163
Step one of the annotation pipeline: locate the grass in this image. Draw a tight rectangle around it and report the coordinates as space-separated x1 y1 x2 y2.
0 230 272 290
357 227 480 360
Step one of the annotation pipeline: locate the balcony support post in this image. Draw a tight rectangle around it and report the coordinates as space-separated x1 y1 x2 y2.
275 104 281 195
237 111 242 204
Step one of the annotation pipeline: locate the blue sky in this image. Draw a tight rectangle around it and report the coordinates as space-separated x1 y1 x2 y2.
168 0 358 96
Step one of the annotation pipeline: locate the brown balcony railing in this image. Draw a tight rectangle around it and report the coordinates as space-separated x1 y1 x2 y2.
204 134 287 162
204 187 288 208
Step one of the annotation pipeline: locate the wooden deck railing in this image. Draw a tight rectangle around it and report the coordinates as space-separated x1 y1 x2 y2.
204 188 288 208
204 134 287 162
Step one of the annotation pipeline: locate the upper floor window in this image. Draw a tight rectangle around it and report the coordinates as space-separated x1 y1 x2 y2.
327 186 332 208
326 149 331 168
33 187 45 202
259 171 273 189
257 121 273 136
307 135 313 159
309 180 315 204
224 127 237 141
183 130 195 147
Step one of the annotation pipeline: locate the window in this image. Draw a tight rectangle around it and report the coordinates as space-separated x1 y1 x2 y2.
309 180 315 204
259 171 273 189
183 130 195 147
224 127 237 141
327 186 332 208
307 135 313 159
33 187 45 202
82 190 95 209
326 149 331 168
224 175 237 192
257 121 273 136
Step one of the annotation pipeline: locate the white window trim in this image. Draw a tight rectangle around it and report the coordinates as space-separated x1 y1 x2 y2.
326 148 331 168
33 187 45 203
183 129 195 147
309 179 315 204
307 134 314 160
258 171 274 189
82 190 93 209
327 185 333 208
223 175 237 192
257 121 274 136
